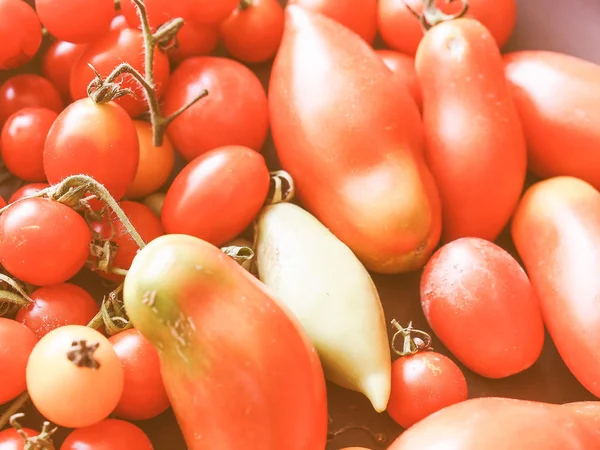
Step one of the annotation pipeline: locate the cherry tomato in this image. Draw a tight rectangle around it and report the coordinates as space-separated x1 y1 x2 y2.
188 0 239 25
162 145 270 246
69 28 171 118
109 329 170 420
220 0 284 64
289 0 377 43
41 41 86 103
8 183 50 204
375 49 422 112
387 350 468 429
1 107 57 182
110 14 129 31
121 0 191 30
0 198 92 286
168 22 220 65
61 419 153 450
0 0 42 70
163 57 269 161
0 74 63 127
44 98 140 201
0 428 40 449
125 121 175 199
0 318 38 405
26 325 124 428
16 283 98 339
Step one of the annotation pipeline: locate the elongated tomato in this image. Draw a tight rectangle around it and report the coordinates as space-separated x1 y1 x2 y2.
512 176 600 398
269 5 441 274
416 18 526 242
504 51 600 190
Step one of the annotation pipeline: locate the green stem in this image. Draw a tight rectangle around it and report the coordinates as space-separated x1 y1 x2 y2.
390 319 433 357
0 392 29 431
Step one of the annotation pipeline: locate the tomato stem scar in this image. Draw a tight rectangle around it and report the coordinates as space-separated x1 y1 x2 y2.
67 340 102 369
390 319 433 357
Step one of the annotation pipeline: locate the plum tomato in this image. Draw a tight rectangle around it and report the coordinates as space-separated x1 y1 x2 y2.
0 318 38 405
61 419 153 450
0 0 42 70
8 183 50 204
41 41 87 103
188 0 239 25
168 22 220 65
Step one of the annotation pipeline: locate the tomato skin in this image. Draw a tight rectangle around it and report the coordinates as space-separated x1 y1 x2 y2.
8 183 50 204
269 6 440 274
387 351 467 428
0 198 92 286
421 238 544 378
220 0 285 64
61 419 153 450
42 41 86 103
161 145 270 247
168 22 219 65
163 56 269 161
1 107 57 182
289 0 377 43
188 0 239 25
512 177 600 398
0 318 38 405
44 98 140 201
378 0 516 57
0 0 42 70
0 428 40 449
375 49 422 112
69 28 171 118
109 329 170 420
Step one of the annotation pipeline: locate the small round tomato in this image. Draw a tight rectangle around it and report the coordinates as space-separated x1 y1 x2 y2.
26 325 124 428
0 198 92 286
42 41 86 103
188 0 238 25
61 419 153 450
8 183 50 204
375 50 422 111
163 57 269 161
121 0 191 30
44 98 140 201
0 428 41 449
162 145 270 246
69 28 171 118
125 121 175 199
109 329 170 420
0 74 63 126
168 22 219 65
16 283 98 339
0 0 42 70
0 318 38 405
1 107 58 182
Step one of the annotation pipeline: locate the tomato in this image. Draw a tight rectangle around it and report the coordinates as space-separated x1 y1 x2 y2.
288 0 377 43
125 120 175 199
44 98 140 201
168 22 220 65
375 49 422 112
269 6 440 274
121 0 191 30
110 14 129 31
0 318 38 405
0 198 92 286
1 107 57 182
123 234 328 449
0 196 6 209
26 325 124 428
504 51 600 190
90 201 164 282
512 177 600 398
0 74 63 127
0 0 42 70
0 428 40 449
188 0 239 25
69 28 171 118
220 0 285 64
61 419 153 450
378 0 517 57
163 56 269 161
142 192 165 217
421 237 545 378
8 183 50 204
35 0 114 44
161 145 270 246
41 41 87 103
109 329 170 420
16 283 98 339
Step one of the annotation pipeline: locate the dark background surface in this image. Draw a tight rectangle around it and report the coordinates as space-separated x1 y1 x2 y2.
2 0 600 449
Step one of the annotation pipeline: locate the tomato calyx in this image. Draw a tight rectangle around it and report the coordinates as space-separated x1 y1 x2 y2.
403 0 470 32
0 273 33 317
266 170 296 205
67 340 102 369
390 319 433 357
8 413 57 450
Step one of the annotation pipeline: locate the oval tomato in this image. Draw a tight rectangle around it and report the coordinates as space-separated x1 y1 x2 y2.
168 22 219 65
8 183 50 204
0 0 42 70
161 145 270 246
0 318 38 405
375 49 422 112
188 0 239 25
61 419 153 450
42 41 87 103
162 56 269 161
44 98 139 201
26 325 124 428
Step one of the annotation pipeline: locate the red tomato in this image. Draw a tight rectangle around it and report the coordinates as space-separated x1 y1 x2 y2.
109 329 170 420
121 0 191 30
220 0 285 64
161 145 270 246
1 107 57 182
0 318 38 405
61 419 153 450
504 51 600 190
8 183 50 204
512 177 600 398
44 98 140 201
378 0 517 57
289 0 377 43
168 22 220 65
163 56 269 161
387 350 467 428
69 28 171 118
0 428 40 449
188 0 239 25
42 40 87 102
0 74 63 127
16 283 98 339
110 14 128 31
421 237 545 378
0 198 92 286
0 196 5 208
375 49 422 112
0 0 42 70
